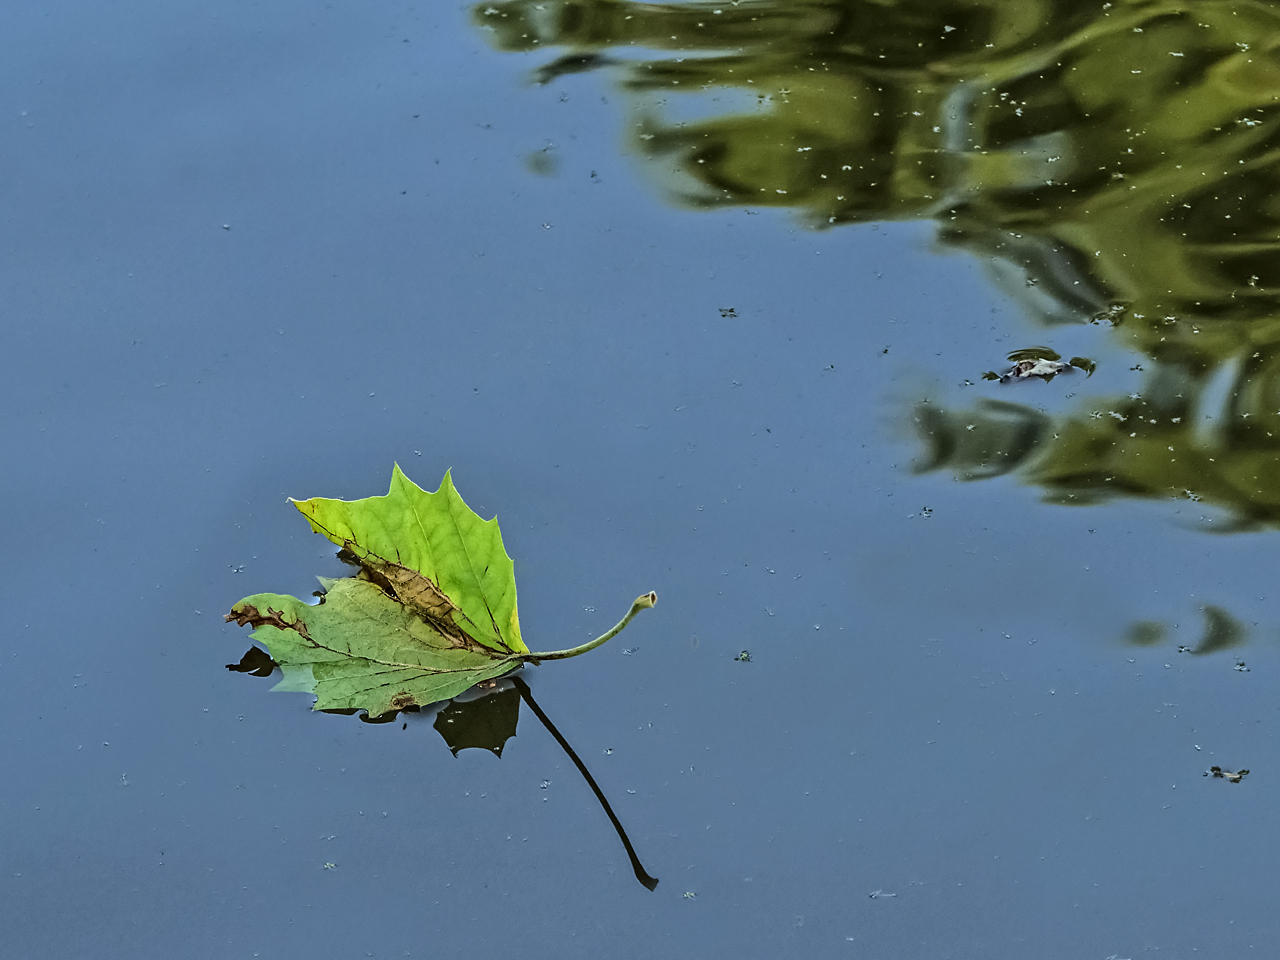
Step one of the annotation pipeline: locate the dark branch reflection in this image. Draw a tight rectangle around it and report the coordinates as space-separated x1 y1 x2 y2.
511 676 660 891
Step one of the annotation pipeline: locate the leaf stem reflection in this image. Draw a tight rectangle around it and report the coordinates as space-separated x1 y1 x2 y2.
511 675 660 891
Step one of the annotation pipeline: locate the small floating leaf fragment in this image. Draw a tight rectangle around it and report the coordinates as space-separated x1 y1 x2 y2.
1091 301 1130 326
1205 766 1249 783
986 347 1092 383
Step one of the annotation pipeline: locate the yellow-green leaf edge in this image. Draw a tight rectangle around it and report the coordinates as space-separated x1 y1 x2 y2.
292 465 527 655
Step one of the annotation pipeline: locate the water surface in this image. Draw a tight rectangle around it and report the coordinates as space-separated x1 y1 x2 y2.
3 1 1279 957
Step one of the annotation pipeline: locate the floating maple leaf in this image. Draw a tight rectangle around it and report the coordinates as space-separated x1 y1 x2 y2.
226 466 655 718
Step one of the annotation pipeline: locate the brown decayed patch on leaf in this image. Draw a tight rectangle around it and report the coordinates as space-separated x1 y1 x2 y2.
224 604 312 640
389 690 419 711
373 560 458 621
325 524 493 654
361 558 494 653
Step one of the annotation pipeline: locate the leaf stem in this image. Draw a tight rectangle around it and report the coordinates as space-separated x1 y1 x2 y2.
523 592 656 661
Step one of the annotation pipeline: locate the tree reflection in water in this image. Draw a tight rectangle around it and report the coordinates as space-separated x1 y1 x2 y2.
474 0 1280 529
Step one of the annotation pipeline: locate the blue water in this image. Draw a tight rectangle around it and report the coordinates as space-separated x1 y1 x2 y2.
3 3 1277 957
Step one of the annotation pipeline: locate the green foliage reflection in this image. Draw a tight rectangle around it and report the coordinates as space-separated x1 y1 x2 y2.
475 0 1280 527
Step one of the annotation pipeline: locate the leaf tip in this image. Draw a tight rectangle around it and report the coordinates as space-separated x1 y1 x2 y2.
389 462 414 496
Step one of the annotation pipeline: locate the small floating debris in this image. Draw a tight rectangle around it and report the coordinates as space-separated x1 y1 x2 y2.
734 650 752 662
1204 766 1249 783
983 347 1096 383
1090 301 1130 326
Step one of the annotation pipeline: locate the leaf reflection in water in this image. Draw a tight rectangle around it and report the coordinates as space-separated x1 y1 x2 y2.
229 656 660 890
1121 604 1249 655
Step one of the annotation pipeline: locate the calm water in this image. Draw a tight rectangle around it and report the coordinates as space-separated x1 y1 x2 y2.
4 1 1280 957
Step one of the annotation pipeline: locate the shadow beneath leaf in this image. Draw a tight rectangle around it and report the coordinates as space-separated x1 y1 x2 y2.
225 646 278 677
434 683 521 757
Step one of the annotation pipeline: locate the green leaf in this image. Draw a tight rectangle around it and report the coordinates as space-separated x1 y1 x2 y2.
292 465 526 655
226 577 518 718
225 467 657 718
